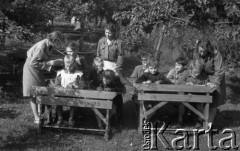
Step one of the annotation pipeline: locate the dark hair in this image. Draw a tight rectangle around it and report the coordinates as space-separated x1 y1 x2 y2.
196 39 214 54
141 53 149 61
102 69 115 80
175 57 188 66
47 31 65 43
148 60 158 68
105 23 116 34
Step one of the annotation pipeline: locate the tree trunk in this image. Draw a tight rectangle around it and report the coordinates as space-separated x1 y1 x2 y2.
155 25 166 61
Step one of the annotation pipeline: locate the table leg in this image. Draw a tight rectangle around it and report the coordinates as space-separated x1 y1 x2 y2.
39 104 43 135
138 101 144 134
104 109 110 141
203 103 209 130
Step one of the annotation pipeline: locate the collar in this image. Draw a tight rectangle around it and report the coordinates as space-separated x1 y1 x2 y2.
103 37 117 46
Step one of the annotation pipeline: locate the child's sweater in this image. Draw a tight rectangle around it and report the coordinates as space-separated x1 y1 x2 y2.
135 72 171 84
186 71 209 85
167 68 189 85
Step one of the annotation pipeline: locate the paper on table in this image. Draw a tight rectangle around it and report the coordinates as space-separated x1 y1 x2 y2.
103 60 119 75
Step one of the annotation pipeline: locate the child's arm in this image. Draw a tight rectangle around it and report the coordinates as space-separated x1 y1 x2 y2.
74 75 86 89
156 74 172 84
135 73 148 83
111 77 126 93
166 68 175 79
54 74 62 87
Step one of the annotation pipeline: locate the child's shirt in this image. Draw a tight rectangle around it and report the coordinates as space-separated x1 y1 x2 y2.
167 68 189 85
186 71 209 85
55 69 85 88
130 65 148 79
88 69 104 90
135 72 171 84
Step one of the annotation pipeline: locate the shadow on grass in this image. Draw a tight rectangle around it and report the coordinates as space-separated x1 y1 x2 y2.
214 110 240 130
0 108 20 119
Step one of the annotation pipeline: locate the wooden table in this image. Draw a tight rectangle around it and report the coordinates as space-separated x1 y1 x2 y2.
133 83 216 134
30 86 118 140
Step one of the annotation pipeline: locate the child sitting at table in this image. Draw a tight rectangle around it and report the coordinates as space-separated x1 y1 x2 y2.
167 57 189 85
135 60 171 84
88 57 104 89
95 69 126 128
167 57 189 128
54 54 86 127
130 53 150 81
66 42 88 78
186 59 209 128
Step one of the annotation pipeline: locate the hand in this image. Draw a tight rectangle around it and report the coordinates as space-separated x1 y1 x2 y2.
66 84 74 89
206 83 216 88
104 88 112 91
97 87 103 92
47 60 63 66
146 80 152 84
155 80 162 84
186 82 193 85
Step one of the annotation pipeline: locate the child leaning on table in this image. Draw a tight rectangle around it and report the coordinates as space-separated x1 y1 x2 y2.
166 57 189 128
186 59 209 128
54 54 86 127
88 57 104 89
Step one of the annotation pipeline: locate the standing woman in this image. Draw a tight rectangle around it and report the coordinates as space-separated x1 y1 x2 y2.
194 39 226 126
96 23 124 79
23 31 65 124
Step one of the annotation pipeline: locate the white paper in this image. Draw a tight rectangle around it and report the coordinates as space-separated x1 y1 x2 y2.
103 60 118 75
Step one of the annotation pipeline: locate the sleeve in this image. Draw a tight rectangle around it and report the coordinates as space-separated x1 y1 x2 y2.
211 50 225 85
112 77 126 93
96 39 101 57
166 68 175 79
54 74 62 87
75 75 86 89
130 66 138 78
135 73 148 83
159 74 172 84
29 44 48 70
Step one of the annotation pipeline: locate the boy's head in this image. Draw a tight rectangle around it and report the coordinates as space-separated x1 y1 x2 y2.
141 54 149 68
105 23 116 40
148 60 158 75
190 60 204 78
66 42 78 56
93 57 104 72
175 57 187 72
64 55 76 72
102 70 115 85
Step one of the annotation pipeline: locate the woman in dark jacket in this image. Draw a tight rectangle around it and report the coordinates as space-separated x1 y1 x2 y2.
194 39 226 127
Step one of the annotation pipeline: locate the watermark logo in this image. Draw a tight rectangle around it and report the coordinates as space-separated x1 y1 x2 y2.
142 120 239 150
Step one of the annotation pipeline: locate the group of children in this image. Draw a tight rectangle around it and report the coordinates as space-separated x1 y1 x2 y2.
48 42 125 127
131 54 210 128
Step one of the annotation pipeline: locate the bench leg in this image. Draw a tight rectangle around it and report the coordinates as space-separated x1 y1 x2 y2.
104 109 110 141
138 101 144 134
38 104 43 135
203 103 209 130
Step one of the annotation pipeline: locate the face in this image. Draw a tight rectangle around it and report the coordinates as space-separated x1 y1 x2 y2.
198 46 208 57
149 66 157 74
65 63 75 72
52 39 62 49
103 77 111 85
66 47 75 56
105 29 113 40
95 62 103 71
175 63 184 72
191 68 201 78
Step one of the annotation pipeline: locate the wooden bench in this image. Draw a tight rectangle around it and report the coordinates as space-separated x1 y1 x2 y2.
30 86 118 140
133 83 216 134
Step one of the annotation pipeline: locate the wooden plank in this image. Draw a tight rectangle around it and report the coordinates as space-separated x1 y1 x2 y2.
138 94 212 103
133 83 216 93
142 102 168 119
138 101 144 134
36 96 113 109
182 102 206 120
92 109 107 125
41 125 106 132
203 103 209 130
31 86 117 100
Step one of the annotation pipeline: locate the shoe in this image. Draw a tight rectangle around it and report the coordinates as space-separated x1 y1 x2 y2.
68 119 75 127
34 118 40 124
56 120 63 127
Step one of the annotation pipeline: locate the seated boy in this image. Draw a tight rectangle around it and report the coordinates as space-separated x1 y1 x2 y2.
186 59 209 128
167 57 189 128
54 55 86 127
130 54 149 81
